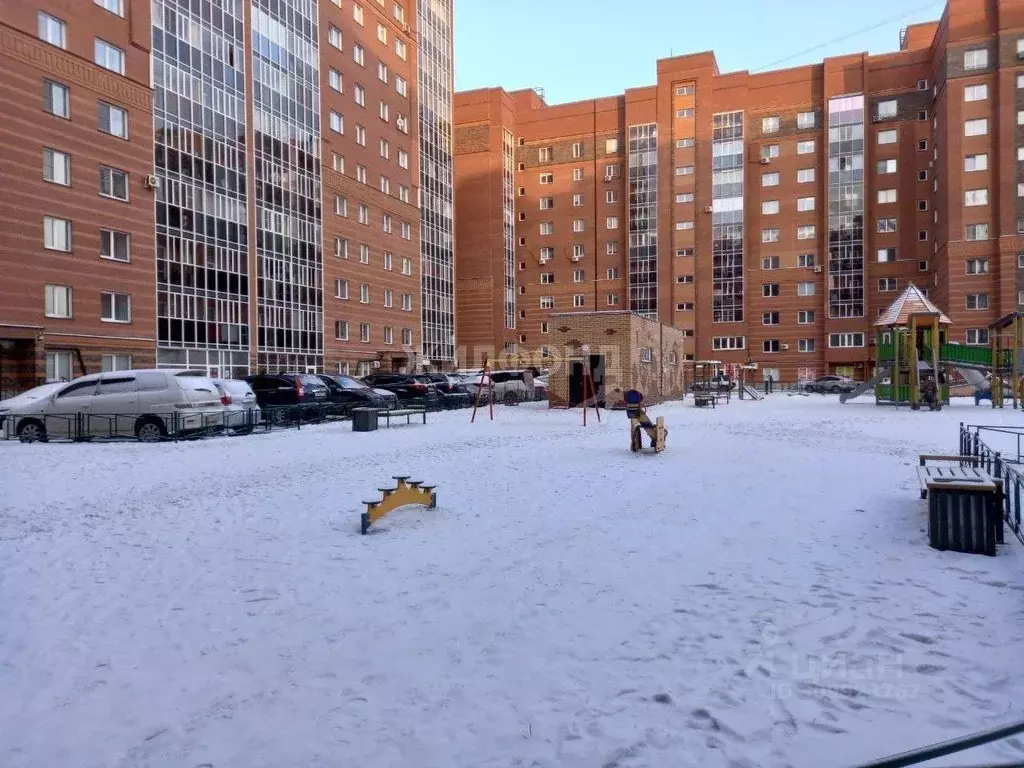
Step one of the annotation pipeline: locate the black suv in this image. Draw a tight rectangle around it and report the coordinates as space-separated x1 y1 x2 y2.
245 373 330 419
362 373 440 406
316 374 398 410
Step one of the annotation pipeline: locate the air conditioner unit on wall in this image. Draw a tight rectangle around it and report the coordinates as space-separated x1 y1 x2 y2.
759 157 770 165
813 265 823 273
144 174 159 189
704 205 713 213
780 344 790 350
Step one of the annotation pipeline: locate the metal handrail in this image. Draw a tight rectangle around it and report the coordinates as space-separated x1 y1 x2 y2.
852 718 1024 767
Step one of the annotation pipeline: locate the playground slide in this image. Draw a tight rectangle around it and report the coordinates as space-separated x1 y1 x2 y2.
839 366 891 403
954 366 989 392
741 384 763 400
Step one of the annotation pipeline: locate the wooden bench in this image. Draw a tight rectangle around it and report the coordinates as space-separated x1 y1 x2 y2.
916 454 1003 556
694 394 719 408
381 406 427 427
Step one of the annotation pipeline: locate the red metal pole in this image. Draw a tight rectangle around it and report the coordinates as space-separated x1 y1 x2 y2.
471 356 488 423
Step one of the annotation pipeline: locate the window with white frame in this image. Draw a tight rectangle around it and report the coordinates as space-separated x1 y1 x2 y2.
966 223 989 240
676 221 694 231
761 256 780 270
877 189 896 204
797 225 815 240
395 76 408 97
797 253 815 267
539 196 553 210
762 200 779 215
797 168 815 183
539 172 553 184
605 138 619 153
100 229 130 262
878 277 897 292
675 192 692 203
964 84 988 102
42 149 70 185
98 102 128 138
377 24 387 44
359 243 369 262
538 147 552 163
355 84 365 106
328 26 342 48
762 228 780 243
878 217 897 233
335 238 348 258
402 257 412 275
395 38 407 60
353 44 365 65
402 328 413 345
334 279 349 299
334 320 349 340
100 291 131 323
572 142 583 158
965 153 988 172
43 216 71 251
966 293 989 310
797 282 815 296
540 296 554 309
877 100 897 119
401 293 412 310
797 196 815 212
94 40 125 74
797 140 815 155
607 190 618 203
829 332 864 348
358 204 369 224
762 311 780 325
540 222 554 235
797 111 815 129
877 158 897 174
762 144 780 159
329 111 343 133
360 323 370 342
762 172 780 187
966 258 989 274
712 336 745 351
964 48 988 70
798 310 815 323
38 12 67 48
101 353 132 372
573 244 585 258
762 116 780 134
573 193 584 207
45 285 73 318
383 289 393 307
606 216 619 229
966 328 990 346
877 247 896 262
675 165 694 176
573 219 585 232
965 188 988 206
43 80 70 118
355 125 366 145
763 340 781 353
878 129 897 144
965 118 988 136
95 0 125 15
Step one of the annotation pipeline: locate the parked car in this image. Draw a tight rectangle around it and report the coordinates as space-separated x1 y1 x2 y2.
362 373 440 405
461 373 492 404
211 378 261 434
245 373 330 420
533 375 549 401
417 372 468 396
804 375 858 394
0 382 68 433
691 374 735 394
1 369 225 442
316 374 399 410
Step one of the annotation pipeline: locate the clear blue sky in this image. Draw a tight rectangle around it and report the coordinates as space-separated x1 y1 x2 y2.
453 0 946 104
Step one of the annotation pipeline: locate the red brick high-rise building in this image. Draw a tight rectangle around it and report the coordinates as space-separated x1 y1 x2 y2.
453 0 1024 382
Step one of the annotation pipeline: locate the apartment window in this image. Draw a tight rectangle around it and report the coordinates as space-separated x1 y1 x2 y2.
356 165 367 184
328 26 342 48
540 247 554 261
676 108 694 119
797 282 815 296
607 190 618 203
377 24 388 44
675 192 693 204
877 159 897 174
573 244 585 258
42 149 70 186
334 321 349 341
395 76 408 97
762 172 780 187
603 165 619 179
401 257 413 276
379 138 390 159
539 197 554 210
878 278 897 292
353 44 365 66
965 154 988 172
762 200 780 215
762 144 780 159
572 269 585 283
43 216 72 251
762 311 780 325
878 218 898 233
100 292 131 323
797 168 815 183
100 229 130 262
358 204 370 225
798 310 815 324
795 339 814 353
97 102 129 139
540 296 554 309
607 267 620 279
401 293 412 311
355 85 366 106
43 80 70 118
878 129 897 145
381 252 393 271
380 176 390 194
540 172 553 185
762 228 780 243
713 337 745 351
918 139 928 151
966 258 989 274
918 199 928 212
763 340 781 354
1019 183 1024 198
796 140 815 155
762 256 780 270
383 289 393 308
608 294 620 306
383 325 394 345
676 138 695 149
540 222 554 235
606 216 619 229
399 185 410 203
674 221 693 231
964 48 988 70
829 333 865 348
573 193 584 207
605 138 619 153
676 303 694 312
676 85 695 96
966 293 989 310
334 238 348 259
401 328 413 346
607 242 619 255
94 40 125 74
358 283 370 304
537 147 553 163
360 323 370 343
38 12 67 48
45 285 73 318
877 248 896 263
356 125 366 146
328 69 343 93
762 116 780 134
919 170 929 181
676 165 695 176
396 39 407 60
965 118 988 136
763 283 780 297
797 111 815 129
965 189 988 207
676 275 694 284
353 2 365 23
796 225 816 241
1019 73 1024 89
797 196 815 212
797 253 815 267
329 111 344 133
382 213 392 233
964 84 988 102
359 243 370 263
877 100 897 119
877 189 897 204
101 353 132 372
540 271 554 284
95 0 125 14
967 329 990 346
335 196 348 217
573 219 585 232
572 142 583 158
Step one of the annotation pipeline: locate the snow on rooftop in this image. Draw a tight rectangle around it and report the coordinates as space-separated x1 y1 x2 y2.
874 283 953 327
1 397 1023 767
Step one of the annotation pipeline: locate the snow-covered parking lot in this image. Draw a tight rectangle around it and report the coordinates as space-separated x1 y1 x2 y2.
2 396 1023 768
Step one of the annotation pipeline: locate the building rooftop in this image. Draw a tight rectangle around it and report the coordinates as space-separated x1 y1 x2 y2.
873 284 952 327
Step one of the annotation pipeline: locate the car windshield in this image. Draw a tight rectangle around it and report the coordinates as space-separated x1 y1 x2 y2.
216 379 254 397
335 375 370 390
0 382 66 406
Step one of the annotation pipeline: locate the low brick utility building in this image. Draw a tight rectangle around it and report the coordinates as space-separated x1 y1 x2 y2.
545 311 688 408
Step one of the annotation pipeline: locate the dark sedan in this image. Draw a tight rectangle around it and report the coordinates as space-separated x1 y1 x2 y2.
317 374 399 410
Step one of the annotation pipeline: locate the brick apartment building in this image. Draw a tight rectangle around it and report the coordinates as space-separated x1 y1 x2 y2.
0 0 454 395
453 0 1024 382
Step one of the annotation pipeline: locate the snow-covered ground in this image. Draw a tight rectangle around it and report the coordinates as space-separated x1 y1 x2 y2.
1 396 1023 768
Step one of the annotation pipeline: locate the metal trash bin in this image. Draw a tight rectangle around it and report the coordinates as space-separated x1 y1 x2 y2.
352 407 379 432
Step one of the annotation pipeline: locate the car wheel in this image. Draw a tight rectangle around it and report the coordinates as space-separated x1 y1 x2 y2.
830 384 841 394
134 416 167 443
16 418 47 443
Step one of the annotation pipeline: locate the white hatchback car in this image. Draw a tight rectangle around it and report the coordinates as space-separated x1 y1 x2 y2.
1 369 225 442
